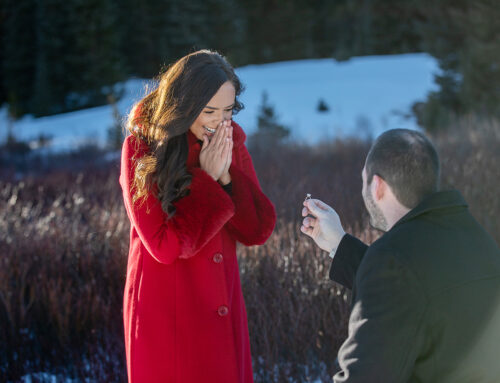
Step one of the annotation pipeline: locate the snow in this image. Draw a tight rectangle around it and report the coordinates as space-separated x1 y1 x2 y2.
20 372 84 383
236 53 439 142
17 371 323 383
0 53 439 152
0 79 148 153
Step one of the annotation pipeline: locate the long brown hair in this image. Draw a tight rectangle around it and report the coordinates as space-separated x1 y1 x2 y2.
127 50 244 218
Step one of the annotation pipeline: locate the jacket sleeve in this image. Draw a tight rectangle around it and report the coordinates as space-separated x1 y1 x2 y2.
119 137 235 264
329 234 369 290
333 249 427 382
225 143 276 246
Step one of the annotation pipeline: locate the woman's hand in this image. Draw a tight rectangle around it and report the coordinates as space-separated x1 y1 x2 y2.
199 120 233 182
219 121 233 185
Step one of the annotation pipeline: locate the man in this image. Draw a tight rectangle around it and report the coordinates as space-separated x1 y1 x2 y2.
301 129 500 382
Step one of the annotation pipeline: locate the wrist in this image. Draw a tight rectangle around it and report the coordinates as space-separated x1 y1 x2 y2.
200 165 217 181
325 232 346 254
219 173 231 185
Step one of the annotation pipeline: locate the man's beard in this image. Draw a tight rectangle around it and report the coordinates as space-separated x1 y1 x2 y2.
363 188 388 232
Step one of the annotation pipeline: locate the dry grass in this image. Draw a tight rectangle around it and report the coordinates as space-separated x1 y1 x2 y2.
430 115 500 242
0 117 498 382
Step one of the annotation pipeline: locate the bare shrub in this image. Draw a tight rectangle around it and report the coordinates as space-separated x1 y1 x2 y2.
0 119 498 381
430 115 500 244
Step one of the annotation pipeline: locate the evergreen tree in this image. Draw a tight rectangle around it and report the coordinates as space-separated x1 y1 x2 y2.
317 98 330 113
249 91 290 150
0 5 6 108
32 0 59 116
238 0 315 63
119 0 168 77
66 0 126 112
414 0 500 130
3 0 464 123
163 0 210 60
2 0 37 118
4 0 126 118
106 93 125 150
201 0 247 66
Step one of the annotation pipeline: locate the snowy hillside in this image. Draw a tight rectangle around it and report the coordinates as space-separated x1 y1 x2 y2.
0 53 439 152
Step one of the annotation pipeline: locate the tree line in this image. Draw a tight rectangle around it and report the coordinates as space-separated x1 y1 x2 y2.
1 0 498 128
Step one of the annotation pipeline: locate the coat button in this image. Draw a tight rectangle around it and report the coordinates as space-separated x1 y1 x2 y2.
213 253 223 263
218 305 229 317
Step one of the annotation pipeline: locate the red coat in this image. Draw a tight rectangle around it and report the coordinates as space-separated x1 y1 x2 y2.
119 121 276 383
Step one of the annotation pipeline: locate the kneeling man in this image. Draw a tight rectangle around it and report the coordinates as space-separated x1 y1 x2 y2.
301 129 500 382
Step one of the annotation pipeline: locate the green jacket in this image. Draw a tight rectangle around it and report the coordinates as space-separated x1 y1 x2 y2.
330 190 500 382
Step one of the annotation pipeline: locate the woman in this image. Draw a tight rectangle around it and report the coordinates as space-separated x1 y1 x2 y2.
119 50 276 382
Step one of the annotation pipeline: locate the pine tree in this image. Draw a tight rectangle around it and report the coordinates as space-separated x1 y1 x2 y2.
249 91 290 150
106 93 125 150
317 98 330 113
0 5 6 108
2 0 37 118
32 0 74 116
118 0 162 77
414 0 500 130
30 0 126 117
66 0 126 111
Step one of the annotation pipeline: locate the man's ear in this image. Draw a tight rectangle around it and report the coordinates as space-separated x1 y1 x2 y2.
372 174 386 201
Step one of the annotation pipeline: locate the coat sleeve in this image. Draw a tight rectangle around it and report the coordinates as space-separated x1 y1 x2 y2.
225 143 276 246
329 234 369 290
119 137 235 264
333 249 427 383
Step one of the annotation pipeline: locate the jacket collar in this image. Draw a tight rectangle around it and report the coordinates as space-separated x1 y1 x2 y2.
186 120 246 169
394 190 468 228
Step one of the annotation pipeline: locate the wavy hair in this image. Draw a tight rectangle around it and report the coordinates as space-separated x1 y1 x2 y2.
127 50 244 218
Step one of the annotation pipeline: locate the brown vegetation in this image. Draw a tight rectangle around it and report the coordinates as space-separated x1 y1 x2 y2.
0 118 498 382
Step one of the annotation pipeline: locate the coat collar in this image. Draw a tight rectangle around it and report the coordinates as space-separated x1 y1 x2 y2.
130 118 246 170
186 120 246 169
394 190 468 228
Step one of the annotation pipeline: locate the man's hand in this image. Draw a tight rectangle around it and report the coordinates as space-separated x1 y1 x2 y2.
301 199 346 253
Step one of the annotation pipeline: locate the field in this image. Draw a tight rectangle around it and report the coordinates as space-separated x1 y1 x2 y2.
1 116 499 382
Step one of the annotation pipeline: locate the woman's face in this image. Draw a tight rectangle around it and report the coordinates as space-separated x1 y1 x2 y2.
190 81 236 141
